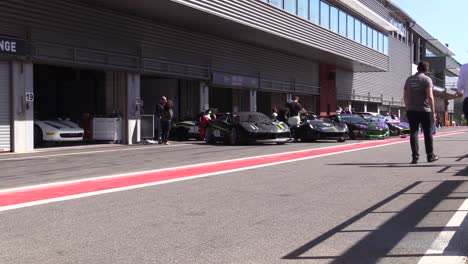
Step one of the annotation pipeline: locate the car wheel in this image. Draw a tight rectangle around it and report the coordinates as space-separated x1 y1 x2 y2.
229 129 238 145
34 126 43 148
276 142 286 145
175 127 188 141
337 138 346 142
205 128 215 144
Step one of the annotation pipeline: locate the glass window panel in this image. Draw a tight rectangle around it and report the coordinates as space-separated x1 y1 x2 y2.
338 10 347 36
330 6 338 33
347 15 354 40
379 32 384 53
320 1 330 29
309 0 320 23
361 24 367 45
270 0 283 8
383 35 388 55
373 29 378 50
297 0 309 19
284 0 296 14
354 19 361 42
367 27 373 48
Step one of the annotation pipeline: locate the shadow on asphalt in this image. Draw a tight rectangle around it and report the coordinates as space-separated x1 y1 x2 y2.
283 180 468 263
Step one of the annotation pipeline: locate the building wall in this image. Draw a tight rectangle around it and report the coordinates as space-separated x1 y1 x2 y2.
336 37 411 103
0 0 321 91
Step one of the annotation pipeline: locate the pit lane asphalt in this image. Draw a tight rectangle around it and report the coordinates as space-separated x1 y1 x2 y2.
0 128 467 264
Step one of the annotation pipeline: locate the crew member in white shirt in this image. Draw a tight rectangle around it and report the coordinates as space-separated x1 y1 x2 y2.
456 63 468 121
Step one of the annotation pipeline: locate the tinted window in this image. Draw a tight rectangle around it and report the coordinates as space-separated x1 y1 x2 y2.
309 0 320 23
347 15 354 40
270 0 283 8
372 29 378 50
330 6 338 33
383 35 389 55
354 19 361 42
367 28 373 48
338 10 347 36
238 112 271 122
361 24 367 45
320 1 330 28
297 0 309 19
284 0 296 14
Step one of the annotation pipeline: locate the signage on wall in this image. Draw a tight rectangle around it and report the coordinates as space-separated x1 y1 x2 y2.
25 92 34 102
212 71 259 89
0 37 27 56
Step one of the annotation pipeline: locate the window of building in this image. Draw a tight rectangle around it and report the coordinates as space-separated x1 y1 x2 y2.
338 10 347 36
372 29 378 50
320 1 330 29
284 0 296 14
297 0 309 19
347 15 354 40
383 35 388 55
367 28 373 48
270 0 283 8
309 0 320 24
354 19 361 42
330 6 338 33
361 24 367 46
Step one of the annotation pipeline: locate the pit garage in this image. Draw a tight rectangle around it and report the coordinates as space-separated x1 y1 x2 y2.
33 65 125 148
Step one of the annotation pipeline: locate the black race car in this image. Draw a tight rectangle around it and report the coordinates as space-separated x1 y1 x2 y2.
205 112 291 145
329 114 389 139
293 114 349 142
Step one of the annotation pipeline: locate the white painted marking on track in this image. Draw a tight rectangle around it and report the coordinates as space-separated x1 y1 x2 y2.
0 143 189 161
418 198 468 264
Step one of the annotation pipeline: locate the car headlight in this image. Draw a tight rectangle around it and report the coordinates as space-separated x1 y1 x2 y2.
309 124 314 129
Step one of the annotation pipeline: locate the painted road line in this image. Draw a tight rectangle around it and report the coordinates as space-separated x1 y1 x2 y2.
0 143 190 161
418 199 468 264
0 130 465 212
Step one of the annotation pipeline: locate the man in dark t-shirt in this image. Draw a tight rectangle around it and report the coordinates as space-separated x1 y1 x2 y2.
404 61 438 164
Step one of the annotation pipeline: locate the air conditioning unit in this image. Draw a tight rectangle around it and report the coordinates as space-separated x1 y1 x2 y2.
92 118 122 142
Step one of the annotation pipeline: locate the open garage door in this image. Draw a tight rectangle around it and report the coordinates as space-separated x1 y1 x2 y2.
0 61 11 152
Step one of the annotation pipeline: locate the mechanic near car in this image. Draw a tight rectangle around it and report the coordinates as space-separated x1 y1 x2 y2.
199 109 212 140
455 63 468 122
403 61 439 164
286 96 305 126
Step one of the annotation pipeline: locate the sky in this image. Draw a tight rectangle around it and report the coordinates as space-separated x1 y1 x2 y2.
390 0 468 65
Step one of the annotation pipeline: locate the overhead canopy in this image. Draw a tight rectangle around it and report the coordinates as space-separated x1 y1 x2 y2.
337 0 398 32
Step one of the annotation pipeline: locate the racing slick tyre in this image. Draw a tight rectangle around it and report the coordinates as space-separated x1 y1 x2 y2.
175 127 188 141
34 125 43 148
205 128 215 144
229 129 239 145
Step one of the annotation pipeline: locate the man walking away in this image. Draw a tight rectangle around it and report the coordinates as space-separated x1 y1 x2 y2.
161 99 173 145
155 96 167 144
404 61 439 164
456 63 468 122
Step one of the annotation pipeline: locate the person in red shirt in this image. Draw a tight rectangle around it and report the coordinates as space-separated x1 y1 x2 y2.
199 109 212 140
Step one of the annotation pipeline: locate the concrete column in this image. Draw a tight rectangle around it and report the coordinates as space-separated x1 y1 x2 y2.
250 89 257 112
364 103 368 112
286 93 292 101
127 73 141 145
377 105 381 114
200 82 209 112
398 109 401 119
12 60 34 153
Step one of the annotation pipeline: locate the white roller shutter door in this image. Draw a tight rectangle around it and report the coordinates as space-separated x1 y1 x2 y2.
0 61 11 152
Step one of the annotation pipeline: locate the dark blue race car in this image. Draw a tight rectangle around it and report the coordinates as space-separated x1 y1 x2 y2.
329 114 389 139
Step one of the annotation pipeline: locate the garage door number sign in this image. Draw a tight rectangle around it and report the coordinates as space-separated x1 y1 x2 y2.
26 92 34 102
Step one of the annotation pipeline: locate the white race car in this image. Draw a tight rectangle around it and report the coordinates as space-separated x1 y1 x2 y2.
34 119 84 147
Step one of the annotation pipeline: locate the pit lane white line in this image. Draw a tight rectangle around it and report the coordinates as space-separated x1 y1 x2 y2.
418 199 468 264
0 143 190 161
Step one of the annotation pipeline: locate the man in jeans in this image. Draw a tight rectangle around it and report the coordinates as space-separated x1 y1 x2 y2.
404 61 439 164
455 63 468 122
